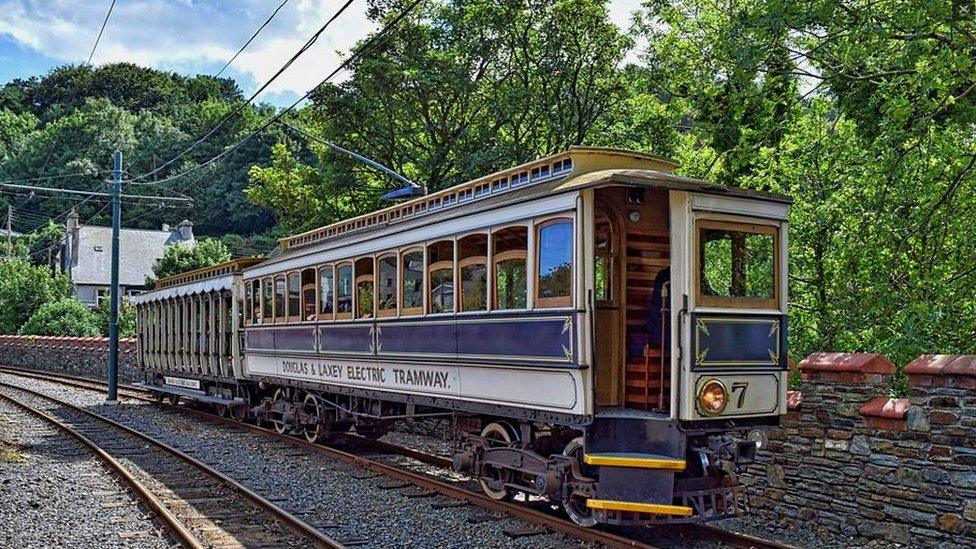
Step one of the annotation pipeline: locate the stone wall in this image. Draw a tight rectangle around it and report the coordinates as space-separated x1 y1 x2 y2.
743 352 976 546
0 335 139 382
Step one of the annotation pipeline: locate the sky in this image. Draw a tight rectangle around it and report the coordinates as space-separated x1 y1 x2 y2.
0 0 645 107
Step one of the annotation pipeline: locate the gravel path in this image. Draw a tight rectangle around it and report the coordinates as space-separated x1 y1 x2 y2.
0 373 601 549
0 398 171 549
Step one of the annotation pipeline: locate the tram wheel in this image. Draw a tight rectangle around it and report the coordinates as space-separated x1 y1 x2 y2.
302 393 323 443
479 422 518 501
270 388 290 435
562 436 597 528
167 394 180 406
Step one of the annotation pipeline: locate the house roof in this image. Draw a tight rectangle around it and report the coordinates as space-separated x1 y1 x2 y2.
71 226 193 287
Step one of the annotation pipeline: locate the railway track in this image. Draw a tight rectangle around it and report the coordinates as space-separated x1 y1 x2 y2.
0 367 796 549
0 378 344 549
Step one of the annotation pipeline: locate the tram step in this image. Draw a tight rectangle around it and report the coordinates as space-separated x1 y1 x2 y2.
585 498 693 516
583 452 686 471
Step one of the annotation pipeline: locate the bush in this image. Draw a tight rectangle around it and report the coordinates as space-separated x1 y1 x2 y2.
19 298 101 337
94 301 136 338
0 259 71 334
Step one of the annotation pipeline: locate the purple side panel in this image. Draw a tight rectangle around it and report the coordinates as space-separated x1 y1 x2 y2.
274 326 316 352
456 317 571 360
246 328 275 351
379 322 456 355
320 325 373 353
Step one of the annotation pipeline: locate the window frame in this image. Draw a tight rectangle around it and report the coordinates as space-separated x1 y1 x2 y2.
695 218 781 310
354 256 375 320
457 232 489 313
426 239 456 315
300 268 317 322
244 280 253 325
399 247 424 316
534 217 575 309
273 275 287 322
317 264 335 321
376 253 398 318
261 277 273 323
286 271 302 323
335 261 354 320
491 224 529 311
593 209 616 305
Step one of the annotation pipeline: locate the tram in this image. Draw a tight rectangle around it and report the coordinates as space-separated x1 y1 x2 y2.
132 146 790 526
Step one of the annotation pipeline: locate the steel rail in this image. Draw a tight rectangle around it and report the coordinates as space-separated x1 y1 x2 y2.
0 380 345 549
0 390 203 549
0 367 798 549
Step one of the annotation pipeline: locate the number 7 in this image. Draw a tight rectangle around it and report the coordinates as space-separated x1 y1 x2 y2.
731 382 748 408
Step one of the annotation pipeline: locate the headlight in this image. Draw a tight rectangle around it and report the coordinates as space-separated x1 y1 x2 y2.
698 379 727 416
746 428 768 450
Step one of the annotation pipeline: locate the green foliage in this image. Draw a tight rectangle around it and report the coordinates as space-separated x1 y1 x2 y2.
0 63 276 237
149 238 232 283
94 301 136 338
19 298 100 337
0 259 71 334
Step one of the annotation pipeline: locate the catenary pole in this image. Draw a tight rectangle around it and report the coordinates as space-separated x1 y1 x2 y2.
107 149 121 404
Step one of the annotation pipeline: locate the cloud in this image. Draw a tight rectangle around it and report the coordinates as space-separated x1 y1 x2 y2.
1 0 643 101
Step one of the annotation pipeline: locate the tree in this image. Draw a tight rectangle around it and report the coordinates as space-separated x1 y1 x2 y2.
19 298 100 337
148 238 232 283
94 301 136 338
0 259 71 334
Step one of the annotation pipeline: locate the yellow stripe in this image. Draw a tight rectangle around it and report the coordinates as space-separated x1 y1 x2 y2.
583 454 686 470
585 499 694 516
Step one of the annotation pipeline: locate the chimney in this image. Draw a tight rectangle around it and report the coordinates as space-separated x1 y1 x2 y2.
65 209 80 272
161 223 169 232
177 219 194 242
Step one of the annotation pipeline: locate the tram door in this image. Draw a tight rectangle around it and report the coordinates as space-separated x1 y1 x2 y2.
593 204 623 406
593 187 671 411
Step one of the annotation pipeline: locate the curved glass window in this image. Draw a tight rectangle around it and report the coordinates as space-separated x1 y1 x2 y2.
336 263 353 316
301 269 316 320
287 273 301 319
594 212 613 302
274 276 286 319
493 226 527 310
355 257 374 319
427 240 454 314
537 219 573 307
262 278 273 321
319 266 334 317
458 234 487 312
401 250 424 314
377 255 397 316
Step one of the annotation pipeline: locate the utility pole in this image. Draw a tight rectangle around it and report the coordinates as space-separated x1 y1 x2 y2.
5 205 11 257
106 149 121 404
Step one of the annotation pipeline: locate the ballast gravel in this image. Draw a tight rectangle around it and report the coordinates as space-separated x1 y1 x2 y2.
0 399 170 549
0 373 599 549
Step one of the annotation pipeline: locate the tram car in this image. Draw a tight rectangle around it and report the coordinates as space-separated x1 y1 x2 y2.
131 146 790 527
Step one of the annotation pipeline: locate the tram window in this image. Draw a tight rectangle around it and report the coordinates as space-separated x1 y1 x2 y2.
244 281 253 324
697 221 778 309
377 254 397 317
262 278 273 322
594 212 613 302
274 276 286 320
301 269 316 320
319 266 335 318
427 240 454 313
536 218 573 308
287 273 301 320
355 258 374 319
458 234 488 312
492 226 527 310
400 249 423 315
250 281 261 323
336 263 353 318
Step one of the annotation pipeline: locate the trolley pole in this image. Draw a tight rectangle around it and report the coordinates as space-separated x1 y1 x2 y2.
106 149 121 404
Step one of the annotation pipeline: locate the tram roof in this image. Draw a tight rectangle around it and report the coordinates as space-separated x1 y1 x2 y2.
275 147 789 256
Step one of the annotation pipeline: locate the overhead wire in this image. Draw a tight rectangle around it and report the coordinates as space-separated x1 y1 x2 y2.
128 0 357 183
215 0 291 78
126 0 423 193
87 0 118 64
